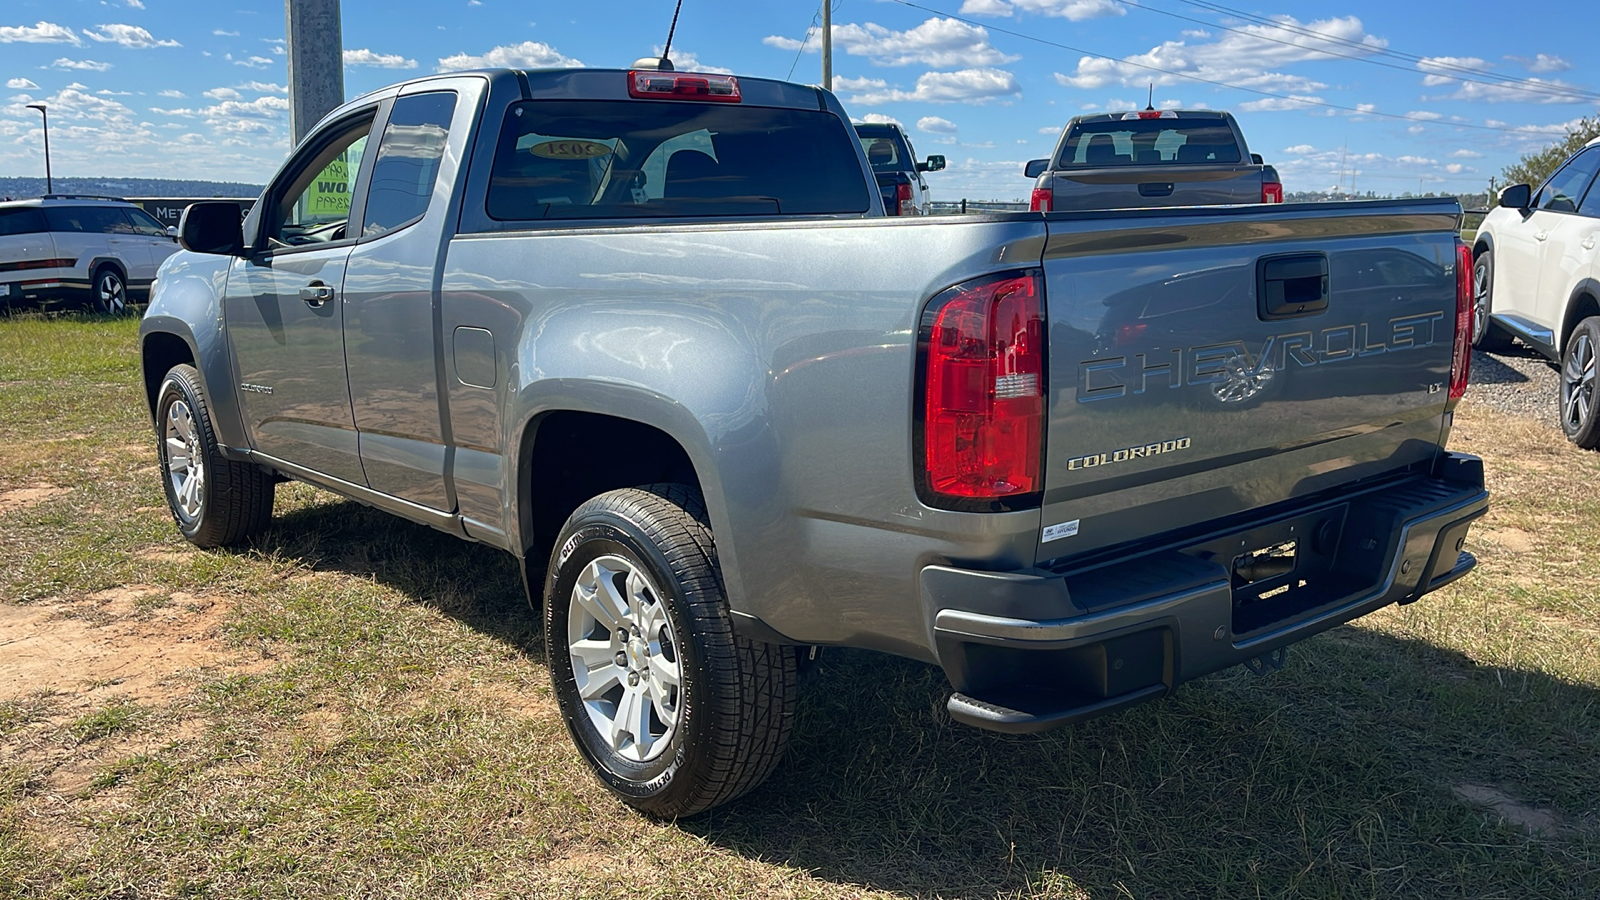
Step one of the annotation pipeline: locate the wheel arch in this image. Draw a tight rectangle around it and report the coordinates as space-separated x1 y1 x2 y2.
87 256 127 282
1562 281 1600 352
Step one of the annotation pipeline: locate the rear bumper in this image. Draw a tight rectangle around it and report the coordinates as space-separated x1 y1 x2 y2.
926 453 1489 733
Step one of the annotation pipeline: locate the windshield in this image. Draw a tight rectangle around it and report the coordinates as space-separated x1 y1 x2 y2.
487 100 872 220
1056 119 1242 167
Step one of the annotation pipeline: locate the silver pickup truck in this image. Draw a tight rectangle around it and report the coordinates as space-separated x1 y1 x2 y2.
139 66 1488 817
1026 110 1283 211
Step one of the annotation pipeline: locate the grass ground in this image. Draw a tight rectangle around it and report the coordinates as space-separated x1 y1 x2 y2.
1 314 1597 899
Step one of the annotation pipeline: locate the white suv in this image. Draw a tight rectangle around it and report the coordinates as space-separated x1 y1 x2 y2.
1472 136 1600 448
0 196 181 315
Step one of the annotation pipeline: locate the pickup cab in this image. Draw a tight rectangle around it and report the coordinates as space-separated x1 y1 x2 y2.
1026 110 1283 211
140 65 1488 818
854 121 945 215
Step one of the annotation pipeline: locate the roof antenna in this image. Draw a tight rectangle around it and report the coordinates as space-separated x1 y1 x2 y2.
1146 83 1155 111
659 0 684 71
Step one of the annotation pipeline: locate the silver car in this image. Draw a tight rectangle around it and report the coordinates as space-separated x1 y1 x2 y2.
0 195 180 314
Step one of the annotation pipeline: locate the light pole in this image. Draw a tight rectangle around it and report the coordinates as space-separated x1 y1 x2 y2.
25 103 52 195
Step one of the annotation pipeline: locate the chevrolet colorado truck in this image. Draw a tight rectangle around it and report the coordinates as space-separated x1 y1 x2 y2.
1025 109 1283 211
139 66 1488 817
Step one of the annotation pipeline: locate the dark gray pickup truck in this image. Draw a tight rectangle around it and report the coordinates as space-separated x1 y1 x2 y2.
1026 110 1283 211
139 66 1487 817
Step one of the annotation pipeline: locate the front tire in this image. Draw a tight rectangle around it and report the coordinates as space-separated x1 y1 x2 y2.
1471 251 1515 352
545 484 796 817
1560 317 1600 449
156 364 275 547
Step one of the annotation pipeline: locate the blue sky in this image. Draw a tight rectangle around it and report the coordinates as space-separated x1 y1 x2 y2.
2 0 1596 200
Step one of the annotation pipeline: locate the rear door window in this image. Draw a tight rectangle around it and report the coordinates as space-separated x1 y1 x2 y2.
486 100 871 220
0 208 47 236
361 91 457 239
45 206 137 234
1057 119 1242 167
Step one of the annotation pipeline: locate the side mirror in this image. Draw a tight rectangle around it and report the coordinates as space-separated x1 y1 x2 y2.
1498 183 1532 210
1251 153 1264 165
1024 159 1048 179
178 201 245 255
166 225 179 238
917 155 947 173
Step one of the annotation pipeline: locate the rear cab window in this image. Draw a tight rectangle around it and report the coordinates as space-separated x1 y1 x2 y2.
1057 118 1243 167
855 126 914 175
485 100 871 221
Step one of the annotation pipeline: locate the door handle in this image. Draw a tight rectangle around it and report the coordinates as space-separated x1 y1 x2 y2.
299 283 336 307
1535 231 1548 241
1584 238 1596 251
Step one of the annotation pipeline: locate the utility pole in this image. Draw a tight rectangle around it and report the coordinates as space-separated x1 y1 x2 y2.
284 0 345 147
821 0 832 91
24 103 51 194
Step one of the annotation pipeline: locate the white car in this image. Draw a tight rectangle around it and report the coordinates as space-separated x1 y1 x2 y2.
1472 136 1600 448
0 195 180 315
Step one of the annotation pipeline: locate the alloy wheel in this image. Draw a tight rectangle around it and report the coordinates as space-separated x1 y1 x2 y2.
1563 332 1595 433
163 399 205 521
97 271 127 316
567 554 682 763
1472 258 1491 344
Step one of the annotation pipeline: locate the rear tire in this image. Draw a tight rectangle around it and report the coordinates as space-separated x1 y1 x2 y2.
1560 317 1600 449
91 265 130 317
155 364 275 547
545 484 796 817
1471 251 1515 352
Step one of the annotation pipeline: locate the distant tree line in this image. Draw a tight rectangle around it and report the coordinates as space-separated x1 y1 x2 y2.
0 177 262 202
1499 116 1600 192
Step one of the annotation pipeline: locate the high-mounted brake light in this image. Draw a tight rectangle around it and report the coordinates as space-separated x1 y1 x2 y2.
1122 110 1178 120
919 270 1046 506
628 70 741 102
1029 188 1053 213
1450 240 1474 403
1261 181 1284 204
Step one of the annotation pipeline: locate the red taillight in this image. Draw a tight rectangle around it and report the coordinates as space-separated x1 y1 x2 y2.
921 271 1046 504
1029 188 1052 213
627 71 741 102
896 182 914 216
1450 240 1473 403
1261 181 1284 204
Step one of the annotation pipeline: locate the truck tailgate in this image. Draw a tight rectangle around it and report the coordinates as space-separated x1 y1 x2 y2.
1036 199 1462 566
1048 164 1262 209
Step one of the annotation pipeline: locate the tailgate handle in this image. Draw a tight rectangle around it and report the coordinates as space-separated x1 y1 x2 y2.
1138 182 1175 197
1257 253 1329 321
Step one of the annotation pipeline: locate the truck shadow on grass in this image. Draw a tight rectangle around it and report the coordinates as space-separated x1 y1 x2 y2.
256 500 1598 899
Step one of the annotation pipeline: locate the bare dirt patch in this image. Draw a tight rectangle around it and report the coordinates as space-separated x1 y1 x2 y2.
0 484 71 515
0 591 232 705
1452 784 1569 835
1483 527 1536 554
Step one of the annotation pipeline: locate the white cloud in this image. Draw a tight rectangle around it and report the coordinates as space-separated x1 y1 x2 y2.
958 0 1012 16
846 68 1021 105
235 81 286 94
213 29 239 37
6 78 40 90
1405 110 1444 121
157 89 186 98
1239 95 1324 112
1449 149 1482 158
853 113 903 126
1444 163 1475 175
0 21 79 44
1284 144 1316 154
204 87 241 101
233 56 274 68
1508 53 1570 74
1039 125 1063 134
344 48 418 69
84 24 180 48
150 106 196 116
96 89 131 96
51 58 113 71
918 115 959 134
765 18 1016 69
1055 15 1381 95
437 40 582 71
962 0 1124 20
124 0 145 8
656 49 731 75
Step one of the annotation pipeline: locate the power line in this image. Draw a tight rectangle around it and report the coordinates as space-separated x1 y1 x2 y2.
885 0 1571 135
786 4 822 81
1162 0 1600 102
1119 0 1600 104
